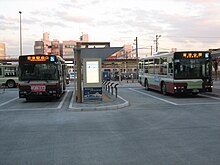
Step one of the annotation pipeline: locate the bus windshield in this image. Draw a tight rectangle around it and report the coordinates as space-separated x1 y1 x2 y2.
174 59 211 79
20 63 58 81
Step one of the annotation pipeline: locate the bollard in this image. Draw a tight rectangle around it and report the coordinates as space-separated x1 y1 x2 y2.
108 82 114 93
105 81 110 91
103 81 107 90
110 83 115 95
114 83 119 98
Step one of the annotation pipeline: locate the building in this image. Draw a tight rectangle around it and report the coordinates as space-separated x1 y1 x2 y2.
107 44 133 59
34 32 59 56
80 33 89 42
62 33 90 59
62 40 76 59
34 41 44 54
0 43 6 59
51 40 60 56
34 33 90 58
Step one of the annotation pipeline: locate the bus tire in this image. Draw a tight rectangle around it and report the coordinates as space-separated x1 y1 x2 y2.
6 80 16 88
145 79 150 90
161 82 167 95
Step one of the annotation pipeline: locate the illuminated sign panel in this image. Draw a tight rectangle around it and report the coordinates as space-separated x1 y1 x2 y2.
83 58 102 88
175 52 210 59
27 55 56 62
86 61 99 83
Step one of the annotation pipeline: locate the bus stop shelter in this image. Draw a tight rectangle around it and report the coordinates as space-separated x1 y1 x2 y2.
74 45 123 103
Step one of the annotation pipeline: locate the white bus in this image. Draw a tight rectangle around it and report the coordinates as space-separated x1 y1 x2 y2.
139 51 213 95
0 64 18 88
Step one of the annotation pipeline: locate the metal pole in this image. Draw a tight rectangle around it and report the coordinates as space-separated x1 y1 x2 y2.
75 43 82 103
19 11 22 56
155 35 161 52
151 45 153 56
135 37 138 80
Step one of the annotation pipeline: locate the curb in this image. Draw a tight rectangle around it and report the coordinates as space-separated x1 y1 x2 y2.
68 95 129 111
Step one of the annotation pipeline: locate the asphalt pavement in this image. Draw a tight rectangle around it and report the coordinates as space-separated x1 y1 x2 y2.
69 79 220 111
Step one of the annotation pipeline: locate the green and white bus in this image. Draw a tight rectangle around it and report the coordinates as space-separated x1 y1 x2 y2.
138 51 213 95
0 63 18 88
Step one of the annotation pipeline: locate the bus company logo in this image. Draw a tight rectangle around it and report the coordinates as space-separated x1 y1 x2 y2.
154 75 161 82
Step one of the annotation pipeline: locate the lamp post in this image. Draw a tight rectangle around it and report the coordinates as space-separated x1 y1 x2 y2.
155 35 161 52
134 37 138 79
19 11 22 56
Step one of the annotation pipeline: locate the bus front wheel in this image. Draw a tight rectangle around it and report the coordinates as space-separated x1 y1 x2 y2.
6 80 16 88
145 79 150 90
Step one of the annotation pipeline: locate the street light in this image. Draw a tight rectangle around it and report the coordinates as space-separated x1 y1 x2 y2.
19 11 22 56
134 37 138 79
155 34 161 52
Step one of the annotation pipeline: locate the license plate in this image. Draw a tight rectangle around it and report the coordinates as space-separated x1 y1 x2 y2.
31 84 46 92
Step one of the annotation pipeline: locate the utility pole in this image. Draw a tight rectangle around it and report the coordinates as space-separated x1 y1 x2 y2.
135 37 138 79
19 11 22 56
150 45 153 56
155 35 161 52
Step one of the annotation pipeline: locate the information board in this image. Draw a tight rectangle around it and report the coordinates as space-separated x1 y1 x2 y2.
83 58 102 87
86 61 99 83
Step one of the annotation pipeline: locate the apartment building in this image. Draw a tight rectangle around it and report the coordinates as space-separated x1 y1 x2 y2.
0 43 6 59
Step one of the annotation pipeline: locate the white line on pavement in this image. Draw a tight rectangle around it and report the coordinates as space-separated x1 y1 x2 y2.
57 90 69 109
129 88 220 106
0 97 19 107
129 88 178 105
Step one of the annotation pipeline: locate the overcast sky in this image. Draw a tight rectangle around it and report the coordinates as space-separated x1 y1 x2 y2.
1 0 220 57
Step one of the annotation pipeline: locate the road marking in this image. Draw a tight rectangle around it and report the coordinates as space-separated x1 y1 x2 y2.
200 93 220 101
57 90 69 109
0 97 19 107
0 91 69 112
129 88 178 105
69 91 75 109
0 108 58 112
129 88 220 106
176 102 220 106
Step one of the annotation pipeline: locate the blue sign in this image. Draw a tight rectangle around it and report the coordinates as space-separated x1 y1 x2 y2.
205 53 209 58
83 87 102 101
50 56 55 62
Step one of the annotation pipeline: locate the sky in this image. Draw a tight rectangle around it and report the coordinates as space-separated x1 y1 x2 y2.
1 0 220 57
